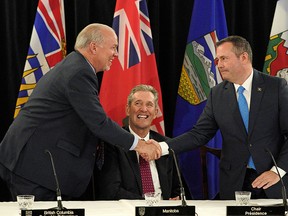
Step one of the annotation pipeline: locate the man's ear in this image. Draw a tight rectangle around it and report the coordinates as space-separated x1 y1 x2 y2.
125 104 130 116
90 41 97 54
153 106 159 119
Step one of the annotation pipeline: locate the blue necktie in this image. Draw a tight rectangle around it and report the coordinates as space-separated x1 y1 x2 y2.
237 86 256 170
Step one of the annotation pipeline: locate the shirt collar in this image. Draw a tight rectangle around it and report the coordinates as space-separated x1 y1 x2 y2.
128 125 150 141
234 69 253 93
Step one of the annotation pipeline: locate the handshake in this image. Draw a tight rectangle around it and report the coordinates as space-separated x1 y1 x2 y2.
134 139 162 161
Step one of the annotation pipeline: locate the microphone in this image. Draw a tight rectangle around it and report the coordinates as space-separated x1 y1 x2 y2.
45 149 65 210
170 148 187 207
265 148 288 211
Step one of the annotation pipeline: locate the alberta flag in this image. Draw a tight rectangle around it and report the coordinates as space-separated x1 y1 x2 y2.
99 0 164 135
173 0 227 199
263 0 288 80
14 0 66 118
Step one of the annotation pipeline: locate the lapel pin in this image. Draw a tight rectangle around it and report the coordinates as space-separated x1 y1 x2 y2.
257 87 262 92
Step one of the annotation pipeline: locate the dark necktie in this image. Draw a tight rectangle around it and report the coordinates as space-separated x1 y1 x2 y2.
237 86 256 170
139 155 155 194
96 141 104 170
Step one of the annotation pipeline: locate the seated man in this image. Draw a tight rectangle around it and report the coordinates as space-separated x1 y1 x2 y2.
94 84 180 200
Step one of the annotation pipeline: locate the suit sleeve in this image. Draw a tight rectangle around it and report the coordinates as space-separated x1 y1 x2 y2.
277 78 288 171
166 87 219 153
66 69 134 151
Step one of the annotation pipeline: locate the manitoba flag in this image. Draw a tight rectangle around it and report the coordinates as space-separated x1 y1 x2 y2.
99 0 165 135
14 0 66 118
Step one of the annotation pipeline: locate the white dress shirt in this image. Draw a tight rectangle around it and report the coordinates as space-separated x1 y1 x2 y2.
129 126 162 198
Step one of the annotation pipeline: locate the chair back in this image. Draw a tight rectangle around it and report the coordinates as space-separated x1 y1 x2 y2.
200 145 221 199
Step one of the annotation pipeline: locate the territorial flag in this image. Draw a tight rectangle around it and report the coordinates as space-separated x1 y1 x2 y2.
99 0 164 135
263 0 288 80
173 0 227 199
14 0 66 118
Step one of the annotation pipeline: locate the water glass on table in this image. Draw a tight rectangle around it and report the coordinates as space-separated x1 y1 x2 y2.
144 192 160 206
235 191 251 206
17 195 35 210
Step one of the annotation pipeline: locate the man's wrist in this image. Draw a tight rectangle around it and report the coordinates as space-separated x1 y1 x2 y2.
271 166 286 178
130 136 139 150
159 141 169 156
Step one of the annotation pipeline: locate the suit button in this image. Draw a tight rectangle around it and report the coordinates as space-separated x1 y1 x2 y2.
249 144 252 147
93 152 96 157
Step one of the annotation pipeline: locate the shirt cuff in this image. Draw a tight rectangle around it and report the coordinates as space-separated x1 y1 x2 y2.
129 136 138 150
271 166 286 178
159 141 169 156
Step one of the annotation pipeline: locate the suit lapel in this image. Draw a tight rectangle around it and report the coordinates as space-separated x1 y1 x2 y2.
123 126 143 193
127 151 143 194
224 82 248 135
149 133 170 198
248 70 265 137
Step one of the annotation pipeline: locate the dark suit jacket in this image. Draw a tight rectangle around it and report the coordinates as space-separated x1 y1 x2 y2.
0 51 135 197
167 70 288 199
94 127 180 200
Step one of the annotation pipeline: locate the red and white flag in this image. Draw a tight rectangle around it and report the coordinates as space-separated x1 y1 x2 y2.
263 0 288 79
99 0 165 135
14 0 66 118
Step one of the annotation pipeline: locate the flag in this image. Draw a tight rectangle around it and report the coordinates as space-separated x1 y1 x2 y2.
173 0 227 199
99 0 164 135
14 0 66 118
263 0 288 80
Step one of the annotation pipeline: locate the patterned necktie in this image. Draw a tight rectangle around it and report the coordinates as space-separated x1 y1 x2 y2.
139 155 155 194
237 86 256 170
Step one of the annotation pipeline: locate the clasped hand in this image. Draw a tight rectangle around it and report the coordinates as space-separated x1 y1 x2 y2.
134 139 162 161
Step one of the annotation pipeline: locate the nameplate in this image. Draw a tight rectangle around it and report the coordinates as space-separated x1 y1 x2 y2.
21 209 85 216
226 206 285 216
135 206 195 216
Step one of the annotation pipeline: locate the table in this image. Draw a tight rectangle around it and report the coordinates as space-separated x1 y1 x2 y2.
0 199 284 216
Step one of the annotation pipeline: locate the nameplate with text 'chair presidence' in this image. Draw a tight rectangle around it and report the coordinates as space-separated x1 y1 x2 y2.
226 206 285 216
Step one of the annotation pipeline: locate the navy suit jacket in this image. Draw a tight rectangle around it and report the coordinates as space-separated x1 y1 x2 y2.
167 70 288 199
94 127 180 200
0 51 135 197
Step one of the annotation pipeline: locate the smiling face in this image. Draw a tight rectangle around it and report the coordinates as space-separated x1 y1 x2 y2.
91 28 118 72
126 90 158 137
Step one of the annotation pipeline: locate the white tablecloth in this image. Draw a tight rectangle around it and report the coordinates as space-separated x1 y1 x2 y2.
0 199 284 216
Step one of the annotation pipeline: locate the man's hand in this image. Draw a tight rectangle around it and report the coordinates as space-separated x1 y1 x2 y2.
252 170 280 189
169 196 180 200
134 139 162 161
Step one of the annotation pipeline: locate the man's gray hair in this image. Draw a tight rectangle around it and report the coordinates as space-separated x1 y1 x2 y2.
74 23 113 50
127 84 159 107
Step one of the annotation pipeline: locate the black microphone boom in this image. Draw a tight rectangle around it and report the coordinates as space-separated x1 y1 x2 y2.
45 149 65 210
170 148 187 207
265 148 288 211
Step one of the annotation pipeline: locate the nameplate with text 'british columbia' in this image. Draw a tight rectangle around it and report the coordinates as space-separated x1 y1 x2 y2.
21 209 85 216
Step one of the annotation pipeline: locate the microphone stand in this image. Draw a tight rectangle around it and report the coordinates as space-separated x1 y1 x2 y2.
265 148 288 213
170 149 187 207
45 150 65 210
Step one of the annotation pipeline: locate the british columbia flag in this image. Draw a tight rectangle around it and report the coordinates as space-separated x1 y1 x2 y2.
14 0 66 118
100 0 165 135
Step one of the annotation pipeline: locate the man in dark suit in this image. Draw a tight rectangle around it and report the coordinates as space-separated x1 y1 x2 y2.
0 23 161 201
95 85 180 200
153 35 288 199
